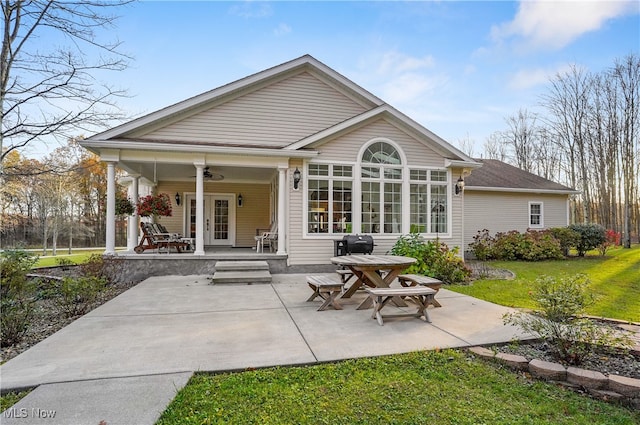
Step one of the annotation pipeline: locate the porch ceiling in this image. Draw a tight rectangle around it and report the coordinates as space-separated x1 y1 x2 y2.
121 161 276 183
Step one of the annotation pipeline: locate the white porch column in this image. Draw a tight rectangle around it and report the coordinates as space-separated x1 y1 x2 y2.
127 175 140 251
194 164 205 255
277 166 287 255
105 162 116 255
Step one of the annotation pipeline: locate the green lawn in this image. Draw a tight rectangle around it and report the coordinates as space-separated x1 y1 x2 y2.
157 350 639 425
33 249 126 268
451 246 640 322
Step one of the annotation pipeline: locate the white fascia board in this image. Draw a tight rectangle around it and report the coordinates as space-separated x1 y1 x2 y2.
465 186 581 195
445 159 483 169
285 106 387 150
80 139 320 159
286 105 479 166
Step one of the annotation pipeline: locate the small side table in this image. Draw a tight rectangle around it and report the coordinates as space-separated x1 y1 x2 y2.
180 238 195 252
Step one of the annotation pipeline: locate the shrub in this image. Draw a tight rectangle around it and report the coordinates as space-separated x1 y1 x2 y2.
470 229 565 261
568 224 606 256
521 230 563 261
549 227 581 256
390 234 471 284
0 250 37 347
503 274 631 365
469 229 493 261
79 253 123 282
55 276 107 318
598 229 621 256
55 257 76 269
491 230 524 260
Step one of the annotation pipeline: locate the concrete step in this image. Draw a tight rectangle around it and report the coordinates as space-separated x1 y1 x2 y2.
214 260 269 272
210 270 272 284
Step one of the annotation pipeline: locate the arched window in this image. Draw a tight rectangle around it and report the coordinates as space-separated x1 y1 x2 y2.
360 140 403 234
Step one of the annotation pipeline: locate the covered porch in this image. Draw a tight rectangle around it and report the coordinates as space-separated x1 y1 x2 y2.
91 146 318 263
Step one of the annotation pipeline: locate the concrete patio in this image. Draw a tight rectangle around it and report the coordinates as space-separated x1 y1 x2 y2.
1 273 530 424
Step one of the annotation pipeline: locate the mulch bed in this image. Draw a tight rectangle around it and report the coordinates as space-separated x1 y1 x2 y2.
1 267 139 363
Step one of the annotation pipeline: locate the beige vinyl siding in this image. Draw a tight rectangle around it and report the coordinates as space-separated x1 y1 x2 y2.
155 181 271 247
138 72 367 148
463 191 570 252
317 119 443 167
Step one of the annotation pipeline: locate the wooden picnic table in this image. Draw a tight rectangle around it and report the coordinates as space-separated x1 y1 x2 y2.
329 255 417 309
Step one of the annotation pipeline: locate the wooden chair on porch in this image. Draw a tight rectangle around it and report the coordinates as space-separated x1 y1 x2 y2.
254 223 277 253
134 222 189 254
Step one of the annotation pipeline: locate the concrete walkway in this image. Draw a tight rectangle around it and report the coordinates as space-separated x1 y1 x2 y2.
1 274 529 424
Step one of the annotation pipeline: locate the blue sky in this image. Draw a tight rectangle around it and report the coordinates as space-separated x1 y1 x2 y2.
31 0 640 157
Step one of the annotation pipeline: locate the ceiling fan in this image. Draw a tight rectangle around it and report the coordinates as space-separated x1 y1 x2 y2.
192 166 224 181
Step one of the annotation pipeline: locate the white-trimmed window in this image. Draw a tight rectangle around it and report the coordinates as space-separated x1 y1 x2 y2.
307 164 353 234
529 202 543 228
409 169 449 234
360 141 403 234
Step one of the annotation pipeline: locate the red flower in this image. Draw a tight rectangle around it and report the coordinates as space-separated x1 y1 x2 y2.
137 193 173 217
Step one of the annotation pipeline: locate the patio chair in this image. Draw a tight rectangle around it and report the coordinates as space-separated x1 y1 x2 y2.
255 223 277 253
134 222 189 254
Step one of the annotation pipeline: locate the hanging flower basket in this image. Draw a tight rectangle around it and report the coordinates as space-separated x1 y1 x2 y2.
137 193 173 217
115 195 135 217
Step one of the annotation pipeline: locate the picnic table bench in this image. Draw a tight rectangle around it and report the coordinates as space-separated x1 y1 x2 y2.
397 274 443 307
306 275 344 311
365 286 436 326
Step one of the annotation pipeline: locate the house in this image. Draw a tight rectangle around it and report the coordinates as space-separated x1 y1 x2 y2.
463 158 579 254
80 55 480 270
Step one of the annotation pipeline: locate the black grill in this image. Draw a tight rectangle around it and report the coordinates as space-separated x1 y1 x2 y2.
342 234 375 255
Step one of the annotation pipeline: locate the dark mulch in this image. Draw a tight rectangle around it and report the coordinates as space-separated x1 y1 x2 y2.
494 335 640 379
1 267 139 363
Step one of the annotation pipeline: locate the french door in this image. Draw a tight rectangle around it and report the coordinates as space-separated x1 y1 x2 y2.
186 194 235 246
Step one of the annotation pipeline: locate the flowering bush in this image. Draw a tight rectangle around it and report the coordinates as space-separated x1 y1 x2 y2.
115 195 135 217
469 229 563 261
598 229 621 256
137 193 172 217
390 233 471 284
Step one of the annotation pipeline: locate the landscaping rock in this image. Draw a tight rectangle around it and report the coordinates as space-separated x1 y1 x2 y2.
608 374 640 398
529 359 566 380
567 367 607 389
468 346 495 359
495 352 529 371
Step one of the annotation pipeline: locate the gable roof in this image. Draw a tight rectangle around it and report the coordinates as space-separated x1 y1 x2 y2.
88 55 383 142
83 54 478 166
465 159 579 194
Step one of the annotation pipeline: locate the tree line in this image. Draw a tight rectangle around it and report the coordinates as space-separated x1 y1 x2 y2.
0 139 128 252
481 54 639 247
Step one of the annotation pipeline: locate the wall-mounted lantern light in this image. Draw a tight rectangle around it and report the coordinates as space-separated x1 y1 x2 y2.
175 192 181 205
455 176 465 195
238 194 243 207
293 167 301 190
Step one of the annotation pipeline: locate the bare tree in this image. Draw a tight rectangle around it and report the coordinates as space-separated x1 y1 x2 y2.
611 54 639 248
541 65 593 223
502 108 540 172
483 131 508 161
1 0 132 164
457 132 476 158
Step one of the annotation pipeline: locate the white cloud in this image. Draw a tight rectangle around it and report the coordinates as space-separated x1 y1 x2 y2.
508 64 574 90
228 1 272 19
353 51 443 104
492 0 637 50
377 51 435 75
381 72 447 104
274 23 291 36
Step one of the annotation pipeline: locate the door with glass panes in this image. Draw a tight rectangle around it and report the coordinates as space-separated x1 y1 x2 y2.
186 194 235 245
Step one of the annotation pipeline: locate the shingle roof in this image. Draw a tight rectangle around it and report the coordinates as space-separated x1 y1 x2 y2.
465 159 578 193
